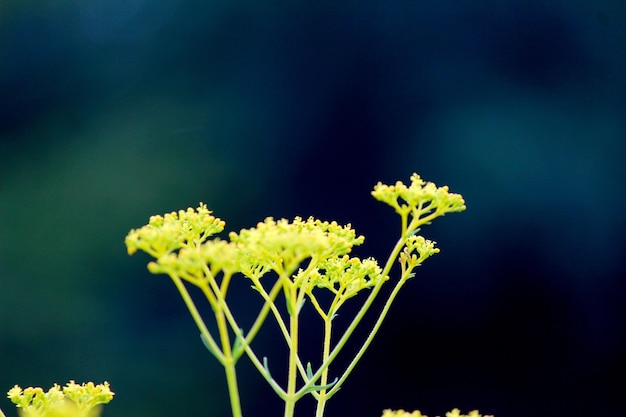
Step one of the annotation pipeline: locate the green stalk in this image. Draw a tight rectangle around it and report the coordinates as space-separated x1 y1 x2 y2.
312 209 443 399
326 273 410 399
170 274 224 364
283 282 300 417
247 275 292 350
314 316 333 417
170 275 243 417
216 303 243 417
296 234 407 395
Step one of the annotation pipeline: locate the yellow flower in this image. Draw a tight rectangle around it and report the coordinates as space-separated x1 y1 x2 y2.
62 381 114 411
445 409 492 417
446 409 462 417
381 409 426 417
229 216 364 277
371 173 466 227
6 382 114 417
7 385 24 403
125 203 225 259
381 409 493 417
307 255 386 299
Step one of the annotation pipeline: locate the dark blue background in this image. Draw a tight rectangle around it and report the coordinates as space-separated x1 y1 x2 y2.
1 2 625 417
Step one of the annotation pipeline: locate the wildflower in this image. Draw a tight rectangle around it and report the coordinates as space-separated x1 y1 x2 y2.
6 382 113 417
445 409 493 417
398 235 440 280
307 255 386 300
381 409 493 417
381 409 427 417
62 381 114 412
125 203 225 258
372 173 466 232
228 216 364 277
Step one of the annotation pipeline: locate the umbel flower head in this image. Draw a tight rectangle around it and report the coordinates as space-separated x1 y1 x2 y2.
125 174 465 300
304 254 386 308
381 409 493 417
125 203 225 258
126 208 366 283
228 216 364 277
6 381 114 417
372 173 466 233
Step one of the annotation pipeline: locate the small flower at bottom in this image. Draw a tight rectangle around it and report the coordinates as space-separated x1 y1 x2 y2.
7 382 114 417
446 409 493 417
381 409 493 417
62 381 114 411
381 409 427 417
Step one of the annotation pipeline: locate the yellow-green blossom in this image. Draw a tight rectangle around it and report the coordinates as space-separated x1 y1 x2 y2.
301 255 387 318
381 409 492 417
307 255 386 301
127 209 365 282
404 235 439 260
381 410 427 417
7 382 113 417
7 384 65 417
445 409 493 417
228 216 364 277
125 203 225 258
62 381 114 413
398 235 440 280
372 173 466 232
148 245 210 285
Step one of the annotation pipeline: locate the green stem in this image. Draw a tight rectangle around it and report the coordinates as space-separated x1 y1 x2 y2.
326 273 410 399
283 282 300 417
170 275 225 364
196 271 292 399
170 275 243 417
307 209 442 399
296 233 407 396
314 316 333 417
216 304 243 417
247 275 292 351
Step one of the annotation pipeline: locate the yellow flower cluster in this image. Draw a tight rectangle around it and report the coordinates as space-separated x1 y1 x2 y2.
229 216 365 277
127 208 368 289
307 255 385 298
124 174 468 321
125 203 225 258
381 410 427 417
371 173 466 233
381 408 492 417
122 173 470 417
398 235 440 280
6 381 114 417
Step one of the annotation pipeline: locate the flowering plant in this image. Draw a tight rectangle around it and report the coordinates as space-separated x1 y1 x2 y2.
1 173 487 417
123 172 480 417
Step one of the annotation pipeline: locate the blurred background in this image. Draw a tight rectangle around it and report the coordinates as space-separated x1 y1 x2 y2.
1 1 625 416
